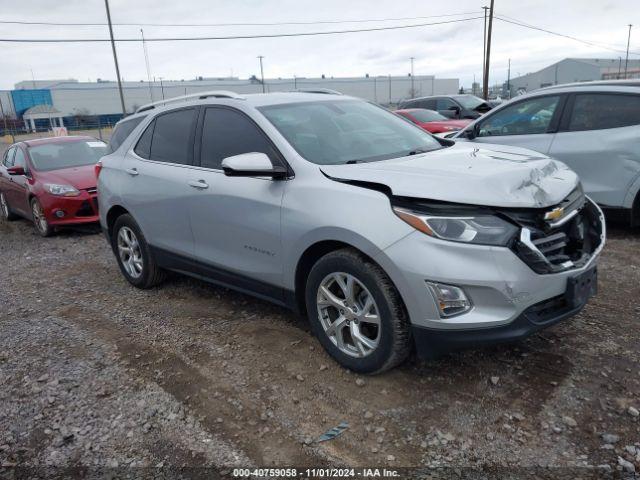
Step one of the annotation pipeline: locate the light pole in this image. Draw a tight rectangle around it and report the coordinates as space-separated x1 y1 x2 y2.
159 77 165 100
141 29 153 102
258 56 265 93
507 58 511 98
410 57 415 97
624 24 633 78
104 0 126 116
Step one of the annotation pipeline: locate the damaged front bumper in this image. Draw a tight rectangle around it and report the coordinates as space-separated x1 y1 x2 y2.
374 194 605 357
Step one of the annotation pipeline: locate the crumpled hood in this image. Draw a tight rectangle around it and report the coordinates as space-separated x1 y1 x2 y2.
320 142 578 208
36 164 97 191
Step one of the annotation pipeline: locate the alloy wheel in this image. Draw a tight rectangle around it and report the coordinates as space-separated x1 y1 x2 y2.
31 200 49 234
117 226 144 278
316 272 381 358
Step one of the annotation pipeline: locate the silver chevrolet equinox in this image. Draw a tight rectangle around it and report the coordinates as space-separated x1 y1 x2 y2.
98 91 606 373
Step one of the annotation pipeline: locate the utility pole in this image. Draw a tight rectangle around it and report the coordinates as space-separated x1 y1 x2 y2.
258 56 265 93
159 77 165 100
0 96 12 142
482 6 489 97
624 24 632 78
507 58 511 98
482 0 494 100
141 29 153 102
410 57 415 97
388 74 392 104
104 0 126 116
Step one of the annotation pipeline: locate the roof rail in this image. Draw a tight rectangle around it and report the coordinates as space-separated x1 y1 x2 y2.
291 88 343 95
135 90 245 113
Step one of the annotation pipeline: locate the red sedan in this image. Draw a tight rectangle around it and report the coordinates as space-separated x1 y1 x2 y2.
0 136 107 236
395 108 472 134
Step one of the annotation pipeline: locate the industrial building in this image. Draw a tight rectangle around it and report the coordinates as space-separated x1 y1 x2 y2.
0 74 458 132
505 57 640 97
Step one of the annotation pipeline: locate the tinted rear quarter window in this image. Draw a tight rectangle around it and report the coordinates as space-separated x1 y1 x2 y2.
146 108 197 165
134 120 154 159
200 108 281 170
109 116 145 152
569 93 640 131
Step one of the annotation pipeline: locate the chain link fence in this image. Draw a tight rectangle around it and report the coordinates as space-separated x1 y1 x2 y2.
1 118 114 153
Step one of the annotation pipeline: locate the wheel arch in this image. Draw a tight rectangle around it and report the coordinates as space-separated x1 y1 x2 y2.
293 239 407 319
106 204 131 239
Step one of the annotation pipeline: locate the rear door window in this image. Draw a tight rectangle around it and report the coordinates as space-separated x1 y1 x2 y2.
436 98 457 110
109 116 145 152
568 93 640 131
12 148 26 169
199 107 281 170
146 108 197 165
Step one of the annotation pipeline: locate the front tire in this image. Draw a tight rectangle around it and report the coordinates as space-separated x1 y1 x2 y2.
305 248 411 374
0 192 18 221
112 214 165 289
31 198 54 237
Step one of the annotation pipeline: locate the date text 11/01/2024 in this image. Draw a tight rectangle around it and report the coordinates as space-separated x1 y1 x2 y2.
232 468 400 478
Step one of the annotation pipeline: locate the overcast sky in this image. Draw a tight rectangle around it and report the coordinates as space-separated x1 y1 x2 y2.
0 0 638 90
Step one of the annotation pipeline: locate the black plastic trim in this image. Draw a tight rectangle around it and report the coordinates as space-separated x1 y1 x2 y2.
150 246 297 310
411 291 591 359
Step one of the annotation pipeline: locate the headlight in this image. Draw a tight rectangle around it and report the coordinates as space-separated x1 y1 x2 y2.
393 207 518 246
45 184 80 197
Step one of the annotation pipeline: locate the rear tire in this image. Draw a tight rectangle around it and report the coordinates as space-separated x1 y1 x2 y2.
30 198 54 237
112 214 165 289
0 192 18 221
305 248 412 374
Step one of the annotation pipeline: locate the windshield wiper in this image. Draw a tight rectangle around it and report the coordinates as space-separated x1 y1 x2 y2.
346 159 362 164
405 148 429 156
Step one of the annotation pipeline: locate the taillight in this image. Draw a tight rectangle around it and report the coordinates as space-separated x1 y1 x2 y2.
94 161 103 178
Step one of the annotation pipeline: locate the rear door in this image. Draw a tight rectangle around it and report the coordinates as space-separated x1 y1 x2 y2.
188 106 287 291
547 92 640 207
120 107 199 257
470 94 565 155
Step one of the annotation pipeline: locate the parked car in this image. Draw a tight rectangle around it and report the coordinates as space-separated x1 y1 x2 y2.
395 108 472 134
0 136 107 236
398 94 493 120
98 91 605 373
452 81 640 226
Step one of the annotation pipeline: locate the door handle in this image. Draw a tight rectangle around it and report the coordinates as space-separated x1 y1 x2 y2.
126 168 139 176
188 179 209 189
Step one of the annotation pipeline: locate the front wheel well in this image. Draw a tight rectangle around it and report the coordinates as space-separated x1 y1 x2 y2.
293 241 401 318
106 205 130 238
633 191 640 227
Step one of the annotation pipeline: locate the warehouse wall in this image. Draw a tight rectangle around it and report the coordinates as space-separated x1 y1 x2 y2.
44 75 458 117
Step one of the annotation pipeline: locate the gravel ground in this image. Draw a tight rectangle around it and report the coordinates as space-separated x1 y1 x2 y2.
1 213 639 478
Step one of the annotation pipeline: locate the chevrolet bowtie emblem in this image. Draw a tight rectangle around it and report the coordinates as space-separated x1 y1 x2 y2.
544 207 565 221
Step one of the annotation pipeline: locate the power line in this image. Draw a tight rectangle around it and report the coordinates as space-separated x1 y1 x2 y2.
0 11 480 28
0 16 483 43
495 15 640 56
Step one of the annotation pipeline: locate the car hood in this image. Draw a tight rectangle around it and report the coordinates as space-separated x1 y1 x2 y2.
320 143 578 208
36 164 97 191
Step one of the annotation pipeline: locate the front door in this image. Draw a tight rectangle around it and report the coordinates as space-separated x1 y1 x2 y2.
188 106 287 291
6 147 31 216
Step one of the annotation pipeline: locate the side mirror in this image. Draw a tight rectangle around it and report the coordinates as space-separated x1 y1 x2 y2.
7 166 25 176
221 152 287 179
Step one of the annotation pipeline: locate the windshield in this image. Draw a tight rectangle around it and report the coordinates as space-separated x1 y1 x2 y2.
259 100 442 165
452 95 486 110
406 109 447 122
28 140 108 171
